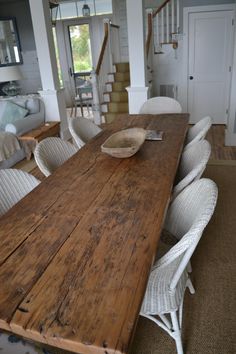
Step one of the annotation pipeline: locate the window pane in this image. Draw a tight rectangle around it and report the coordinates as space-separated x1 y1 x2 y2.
58 1 112 18
59 2 77 19
69 24 92 73
94 0 112 15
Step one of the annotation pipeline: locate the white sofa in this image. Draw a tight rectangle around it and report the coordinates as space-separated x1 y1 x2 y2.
0 96 45 168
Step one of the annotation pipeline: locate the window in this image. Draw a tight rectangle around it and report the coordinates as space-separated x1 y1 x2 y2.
57 0 112 20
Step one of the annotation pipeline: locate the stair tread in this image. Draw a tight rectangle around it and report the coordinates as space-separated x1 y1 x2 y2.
101 101 128 105
105 81 130 85
103 91 128 94
108 71 130 74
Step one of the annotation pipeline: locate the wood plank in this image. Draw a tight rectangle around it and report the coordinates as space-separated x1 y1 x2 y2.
18 122 60 142
0 114 189 354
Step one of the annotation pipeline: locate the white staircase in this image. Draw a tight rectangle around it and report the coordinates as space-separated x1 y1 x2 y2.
153 0 180 53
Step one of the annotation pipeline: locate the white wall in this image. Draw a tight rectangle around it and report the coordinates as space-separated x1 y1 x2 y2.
112 0 129 62
0 0 42 94
150 0 236 107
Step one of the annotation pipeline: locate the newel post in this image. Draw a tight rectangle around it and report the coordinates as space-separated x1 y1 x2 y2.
91 70 102 125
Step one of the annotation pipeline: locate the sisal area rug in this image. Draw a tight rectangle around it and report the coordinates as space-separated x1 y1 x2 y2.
131 163 236 354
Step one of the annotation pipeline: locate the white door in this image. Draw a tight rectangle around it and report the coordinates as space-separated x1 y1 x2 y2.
188 10 234 123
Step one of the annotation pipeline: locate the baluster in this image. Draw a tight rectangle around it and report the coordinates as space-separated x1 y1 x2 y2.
177 0 179 33
156 13 160 50
166 2 169 43
90 70 102 125
161 8 164 44
171 0 175 34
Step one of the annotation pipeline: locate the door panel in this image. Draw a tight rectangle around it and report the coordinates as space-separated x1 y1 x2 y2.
190 81 225 122
188 10 234 123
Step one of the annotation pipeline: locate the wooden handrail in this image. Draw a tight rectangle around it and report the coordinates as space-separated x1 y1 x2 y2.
49 0 58 9
153 0 171 18
146 12 153 58
96 22 109 75
110 24 120 29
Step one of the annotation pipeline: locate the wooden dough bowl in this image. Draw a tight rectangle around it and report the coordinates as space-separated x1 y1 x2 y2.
101 127 146 158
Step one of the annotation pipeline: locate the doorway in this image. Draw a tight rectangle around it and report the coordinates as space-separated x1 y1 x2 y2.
183 5 235 124
65 19 93 93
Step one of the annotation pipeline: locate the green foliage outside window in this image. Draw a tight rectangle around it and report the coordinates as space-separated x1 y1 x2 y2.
70 24 92 73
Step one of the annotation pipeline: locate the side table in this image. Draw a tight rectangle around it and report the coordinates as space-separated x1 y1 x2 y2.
18 122 60 160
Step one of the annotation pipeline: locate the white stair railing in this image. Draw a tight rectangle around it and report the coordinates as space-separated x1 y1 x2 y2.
153 0 180 52
91 19 120 124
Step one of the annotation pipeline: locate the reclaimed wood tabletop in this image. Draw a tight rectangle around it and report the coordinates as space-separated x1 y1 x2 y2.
0 114 189 354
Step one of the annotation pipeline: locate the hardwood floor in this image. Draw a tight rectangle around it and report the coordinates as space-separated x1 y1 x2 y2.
206 125 236 160
14 125 236 180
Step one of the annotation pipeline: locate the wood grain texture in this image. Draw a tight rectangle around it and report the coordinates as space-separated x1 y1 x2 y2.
18 122 60 142
0 114 189 354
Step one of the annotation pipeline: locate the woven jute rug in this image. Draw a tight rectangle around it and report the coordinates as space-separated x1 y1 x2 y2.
131 163 236 354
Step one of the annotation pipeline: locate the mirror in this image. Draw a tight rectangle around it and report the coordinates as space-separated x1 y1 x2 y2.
0 17 23 67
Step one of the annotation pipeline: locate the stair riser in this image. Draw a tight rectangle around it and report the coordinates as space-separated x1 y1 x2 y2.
111 92 128 102
114 72 130 82
101 104 108 113
105 81 129 92
115 63 130 73
103 92 128 103
103 93 110 102
107 73 115 83
107 72 130 83
101 102 128 114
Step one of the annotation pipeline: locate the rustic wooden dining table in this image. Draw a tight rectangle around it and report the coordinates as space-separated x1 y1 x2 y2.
0 113 189 354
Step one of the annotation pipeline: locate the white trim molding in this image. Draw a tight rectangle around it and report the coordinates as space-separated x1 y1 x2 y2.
126 86 149 114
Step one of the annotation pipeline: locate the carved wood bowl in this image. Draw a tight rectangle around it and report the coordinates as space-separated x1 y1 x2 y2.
101 127 147 158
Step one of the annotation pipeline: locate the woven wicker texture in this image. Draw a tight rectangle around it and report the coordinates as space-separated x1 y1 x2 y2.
0 169 40 217
69 117 102 148
173 140 211 199
132 163 235 354
139 97 182 114
185 116 212 149
34 137 78 177
140 178 218 354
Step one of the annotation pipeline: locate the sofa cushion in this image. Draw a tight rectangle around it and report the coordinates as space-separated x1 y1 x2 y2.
0 101 28 128
26 98 40 114
11 98 27 109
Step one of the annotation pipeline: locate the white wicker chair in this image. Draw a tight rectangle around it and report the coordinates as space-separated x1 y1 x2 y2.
172 140 211 200
0 169 40 217
68 117 102 148
185 116 212 149
139 97 182 114
34 137 78 177
140 178 218 354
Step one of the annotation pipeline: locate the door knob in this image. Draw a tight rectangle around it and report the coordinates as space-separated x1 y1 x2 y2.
189 76 194 80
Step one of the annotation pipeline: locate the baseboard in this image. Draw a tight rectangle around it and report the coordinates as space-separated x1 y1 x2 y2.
225 131 236 146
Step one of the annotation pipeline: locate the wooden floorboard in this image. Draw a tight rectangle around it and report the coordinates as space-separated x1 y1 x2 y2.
206 125 236 160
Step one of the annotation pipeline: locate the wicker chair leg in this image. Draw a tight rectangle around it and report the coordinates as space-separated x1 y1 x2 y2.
187 278 195 294
170 311 184 354
187 261 192 273
74 104 77 118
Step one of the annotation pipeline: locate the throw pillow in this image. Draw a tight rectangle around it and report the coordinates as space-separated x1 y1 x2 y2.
26 98 40 114
12 98 27 109
1 101 28 128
